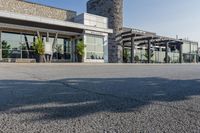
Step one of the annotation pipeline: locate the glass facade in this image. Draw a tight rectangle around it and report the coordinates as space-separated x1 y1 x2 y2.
124 47 180 63
85 34 104 60
52 38 72 61
0 32 73 62
122 41 199 64
182 41 198 63
0 31 198 63
1 32 35 59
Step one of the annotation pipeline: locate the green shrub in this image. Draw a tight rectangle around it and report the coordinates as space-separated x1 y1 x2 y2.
33 36 45 55
2 41 11 58
76 41 86 62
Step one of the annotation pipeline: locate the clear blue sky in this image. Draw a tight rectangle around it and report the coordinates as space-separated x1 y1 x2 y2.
27 0 200 43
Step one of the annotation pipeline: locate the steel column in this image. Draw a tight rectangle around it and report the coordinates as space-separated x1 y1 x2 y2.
179 43 183 63
46 32 49 42
71 38 76 62
165 42 169 63
46 32 50 62
50 33 58 62
147 39 151 63
122 42 124 63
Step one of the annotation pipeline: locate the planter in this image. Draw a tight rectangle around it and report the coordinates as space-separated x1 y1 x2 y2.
36 55 44 63
77 55 84 62
123 57 128 63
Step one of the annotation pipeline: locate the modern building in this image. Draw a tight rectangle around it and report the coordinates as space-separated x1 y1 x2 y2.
0 0 112 63
0 0 198 63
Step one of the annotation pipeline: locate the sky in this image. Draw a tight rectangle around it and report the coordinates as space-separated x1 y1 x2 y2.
27 0 200 43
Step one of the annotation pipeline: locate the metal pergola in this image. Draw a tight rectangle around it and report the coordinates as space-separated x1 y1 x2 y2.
116 28 183 63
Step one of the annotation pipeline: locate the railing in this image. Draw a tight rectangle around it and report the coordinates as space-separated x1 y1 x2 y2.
0 49 72 62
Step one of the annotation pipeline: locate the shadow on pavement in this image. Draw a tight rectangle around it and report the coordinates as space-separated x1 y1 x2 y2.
0 77 200 121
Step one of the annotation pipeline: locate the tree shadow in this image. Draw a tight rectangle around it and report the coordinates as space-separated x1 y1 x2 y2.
0 77 200 121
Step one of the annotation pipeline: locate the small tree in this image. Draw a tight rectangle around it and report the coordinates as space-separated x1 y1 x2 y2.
2 41 11 58
76 41 85 62
134 55 140 63
33 36 45 62
144 49 154 60
123 49 129 63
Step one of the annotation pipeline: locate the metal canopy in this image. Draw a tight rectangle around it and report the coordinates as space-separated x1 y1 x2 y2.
116 28 183 63
0 22 82 37
116 29 183 47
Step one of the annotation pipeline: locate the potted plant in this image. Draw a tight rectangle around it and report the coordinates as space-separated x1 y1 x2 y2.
76 41 86 62
134 55 140 63
33 36 45 63
144 49 154 63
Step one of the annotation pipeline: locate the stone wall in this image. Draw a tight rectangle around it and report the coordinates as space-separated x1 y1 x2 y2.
0 0 76 21
87 0 123 63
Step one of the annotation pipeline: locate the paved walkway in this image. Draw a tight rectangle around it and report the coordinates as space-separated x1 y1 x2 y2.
0 63 200 133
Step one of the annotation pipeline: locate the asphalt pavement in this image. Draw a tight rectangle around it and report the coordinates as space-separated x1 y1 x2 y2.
0 63 200 133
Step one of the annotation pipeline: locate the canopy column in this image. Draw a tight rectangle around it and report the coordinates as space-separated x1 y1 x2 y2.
165 42 169 63
71 37 76 62
147 39 151 63
179 43 183 63
122 42 124 63
50 32 58 62
46 32 49 42
46 32 50 62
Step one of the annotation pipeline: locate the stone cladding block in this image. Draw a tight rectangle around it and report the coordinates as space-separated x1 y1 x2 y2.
0 0 76 21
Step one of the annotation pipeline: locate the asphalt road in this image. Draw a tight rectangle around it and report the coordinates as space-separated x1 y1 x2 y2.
0 63 200 133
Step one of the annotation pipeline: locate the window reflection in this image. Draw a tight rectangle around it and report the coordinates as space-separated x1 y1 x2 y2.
85 34 104 60
1 32 72 62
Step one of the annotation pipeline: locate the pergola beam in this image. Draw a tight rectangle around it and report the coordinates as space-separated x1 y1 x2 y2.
116 28 185 64
122 34 154 40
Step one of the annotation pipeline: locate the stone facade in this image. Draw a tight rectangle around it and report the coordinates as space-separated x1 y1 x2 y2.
87 0 123 63
0 0 76 21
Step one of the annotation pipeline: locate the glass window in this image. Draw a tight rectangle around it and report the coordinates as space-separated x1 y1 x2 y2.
1 32 22 58
1 32 21 50
191 43 198 53
85 35 104 60
182 42 190 53
1 32 38 59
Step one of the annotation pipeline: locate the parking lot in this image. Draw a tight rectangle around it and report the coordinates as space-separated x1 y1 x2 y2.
0 63 200 133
